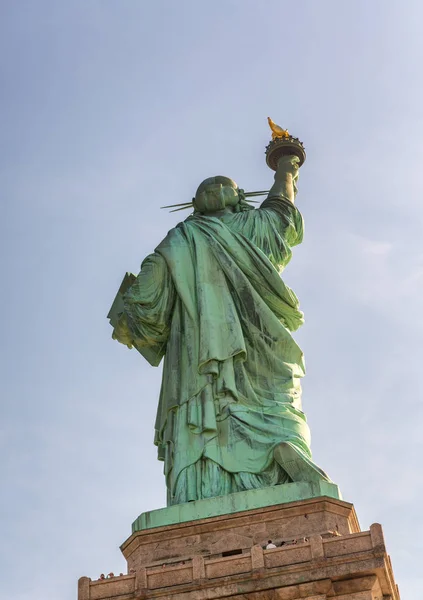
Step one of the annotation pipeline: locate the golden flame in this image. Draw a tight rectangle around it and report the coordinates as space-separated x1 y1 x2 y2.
267 117 290 140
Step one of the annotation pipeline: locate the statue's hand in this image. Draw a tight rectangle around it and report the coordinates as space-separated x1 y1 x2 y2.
276 155 300 177
268 155 300 203
112 313 133 349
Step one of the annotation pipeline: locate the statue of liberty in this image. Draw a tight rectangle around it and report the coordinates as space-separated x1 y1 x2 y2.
110 121 331 506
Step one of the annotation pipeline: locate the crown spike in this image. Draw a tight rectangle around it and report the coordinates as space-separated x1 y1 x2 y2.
161 202 193 209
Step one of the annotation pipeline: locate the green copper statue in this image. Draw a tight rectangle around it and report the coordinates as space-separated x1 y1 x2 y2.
110 120 331 506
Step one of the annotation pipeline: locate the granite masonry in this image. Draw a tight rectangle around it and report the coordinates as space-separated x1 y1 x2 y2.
78 495 400 600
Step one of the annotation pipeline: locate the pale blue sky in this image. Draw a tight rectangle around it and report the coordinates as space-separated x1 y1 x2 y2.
1 1 422 598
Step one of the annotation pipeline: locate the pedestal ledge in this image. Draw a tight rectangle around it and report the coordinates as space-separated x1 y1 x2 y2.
122 493 359 572
132 481 342 532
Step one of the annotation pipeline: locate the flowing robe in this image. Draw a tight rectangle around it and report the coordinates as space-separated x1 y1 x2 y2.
121 197 330 505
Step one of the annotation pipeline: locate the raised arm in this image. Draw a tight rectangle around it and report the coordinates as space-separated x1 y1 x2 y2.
265 155 300 205
256 154 303 253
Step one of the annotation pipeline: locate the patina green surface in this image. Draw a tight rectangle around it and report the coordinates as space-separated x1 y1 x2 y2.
111 153 332 506
131 482 342 532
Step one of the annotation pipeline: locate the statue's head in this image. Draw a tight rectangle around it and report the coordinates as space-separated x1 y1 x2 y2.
193 176 239 214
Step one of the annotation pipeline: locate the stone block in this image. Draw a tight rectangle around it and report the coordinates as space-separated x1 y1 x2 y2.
264 544 312 568
209 532 253 555
251 544 265 570
332 575 381 596
309 534 324 559
146 564 192 590
323 532 373 558
192 555 206 581
88 576 135 600
205 554 252 579
77 577 90 600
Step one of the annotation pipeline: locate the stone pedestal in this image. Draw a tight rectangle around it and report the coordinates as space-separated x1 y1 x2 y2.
78 492 401 600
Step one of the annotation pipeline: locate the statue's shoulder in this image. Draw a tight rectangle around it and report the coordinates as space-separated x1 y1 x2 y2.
155 218 195 255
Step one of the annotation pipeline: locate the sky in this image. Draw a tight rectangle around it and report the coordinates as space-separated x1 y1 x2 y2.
1 1 422 598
